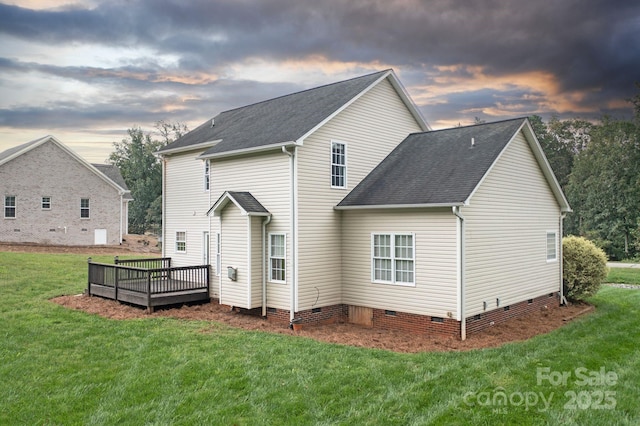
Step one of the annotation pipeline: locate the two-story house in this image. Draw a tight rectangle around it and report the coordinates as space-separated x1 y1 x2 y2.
156 70 570 339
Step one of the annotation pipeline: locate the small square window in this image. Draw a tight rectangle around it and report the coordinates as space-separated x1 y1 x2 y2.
42 197 51 210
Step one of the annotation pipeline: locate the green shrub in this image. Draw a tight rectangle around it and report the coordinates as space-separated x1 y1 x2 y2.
563 236 609 301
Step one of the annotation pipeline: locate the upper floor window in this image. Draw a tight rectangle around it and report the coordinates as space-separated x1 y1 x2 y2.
546 231 557 262
204 160 210 191
372 233 415 285
42 197 51 210
4 196 16 218
331 141 346 188
80 198 90 218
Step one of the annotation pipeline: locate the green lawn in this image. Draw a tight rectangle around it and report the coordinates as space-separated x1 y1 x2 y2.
606 267 640 285
1 252 639 425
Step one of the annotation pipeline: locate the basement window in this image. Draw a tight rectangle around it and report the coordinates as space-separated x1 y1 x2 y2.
312 307 322 314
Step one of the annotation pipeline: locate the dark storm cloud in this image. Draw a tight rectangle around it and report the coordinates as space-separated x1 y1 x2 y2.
0 0 638 128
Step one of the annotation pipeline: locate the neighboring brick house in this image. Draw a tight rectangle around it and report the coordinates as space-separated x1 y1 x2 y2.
0 135 132 245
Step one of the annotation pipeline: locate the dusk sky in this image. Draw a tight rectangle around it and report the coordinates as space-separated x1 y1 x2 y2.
0 0 638 163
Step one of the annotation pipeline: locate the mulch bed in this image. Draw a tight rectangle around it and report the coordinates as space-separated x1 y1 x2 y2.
52 294 593 353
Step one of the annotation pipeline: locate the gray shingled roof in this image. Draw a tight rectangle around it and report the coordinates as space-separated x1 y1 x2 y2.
92 164 133 200
0 136 47 164
337 118 527 207
157 70 390 156
207 191 270 216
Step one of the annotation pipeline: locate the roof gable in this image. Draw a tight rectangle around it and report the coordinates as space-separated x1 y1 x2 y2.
207 191 270 217
157 70 427 158
0 136 131 198
337 118 570 211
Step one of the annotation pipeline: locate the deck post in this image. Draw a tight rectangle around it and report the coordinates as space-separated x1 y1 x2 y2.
147 270 152 311
114 264 119 302
87 258 92 296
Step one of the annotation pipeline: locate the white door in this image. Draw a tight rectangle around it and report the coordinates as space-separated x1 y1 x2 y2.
203 231 210 265
94 229 107 245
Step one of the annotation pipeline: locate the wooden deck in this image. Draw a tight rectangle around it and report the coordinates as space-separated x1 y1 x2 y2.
87 258 210 312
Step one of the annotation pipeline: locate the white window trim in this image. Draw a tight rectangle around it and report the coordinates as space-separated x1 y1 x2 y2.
176 231 187 254
80 198 90 219
330 140 347 189
268 232 286 284
204 160 210 192
546 231 558 262
42 196 51 210
371 232 416 287
4 195 16 219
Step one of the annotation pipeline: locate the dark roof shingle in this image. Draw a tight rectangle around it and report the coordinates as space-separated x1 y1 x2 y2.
158 70 390 156
338 118 527 207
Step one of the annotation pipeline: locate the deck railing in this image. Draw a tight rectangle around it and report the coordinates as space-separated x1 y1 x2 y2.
87 258 210 310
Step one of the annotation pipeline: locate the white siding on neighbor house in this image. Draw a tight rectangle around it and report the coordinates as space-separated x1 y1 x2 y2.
163 151 212 267
220 203 248 307
464 131 562 316
296 77 424 311
341 209 459 317
210 151 291 310
0 140 124 245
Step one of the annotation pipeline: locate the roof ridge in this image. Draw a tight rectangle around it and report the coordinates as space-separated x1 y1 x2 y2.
411 117 527 136
218 69 390 115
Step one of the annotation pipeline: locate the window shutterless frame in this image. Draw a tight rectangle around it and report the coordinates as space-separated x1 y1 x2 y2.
176 231 187 253
371 233 416 286
269 233 286 283
546 231 558 262
330 140 347 188
4 195 16 218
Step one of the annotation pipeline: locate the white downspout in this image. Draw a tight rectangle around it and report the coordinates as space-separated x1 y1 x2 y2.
262 214 272 317
119 193 124 244
282 145 297 321
559 213 567 305
453 206 466 341
161 157 167 258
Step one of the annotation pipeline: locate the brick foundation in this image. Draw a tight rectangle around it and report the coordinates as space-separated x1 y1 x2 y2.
465 292 560 335
213 292 560 339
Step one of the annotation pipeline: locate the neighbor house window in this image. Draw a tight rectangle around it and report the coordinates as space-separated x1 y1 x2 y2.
80 198 90 218
269 233 286 282
546 231 557 261
372 233 415 285
176 231 186 253
4 196 16 218
204 160 210 191
331 141 346 188
42 197 51 210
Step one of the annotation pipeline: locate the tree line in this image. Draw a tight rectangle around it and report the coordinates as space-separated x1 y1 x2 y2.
531 85 640 260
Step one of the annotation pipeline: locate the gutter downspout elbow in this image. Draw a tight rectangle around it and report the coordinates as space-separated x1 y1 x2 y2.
453 206 466 341
262 214 272 317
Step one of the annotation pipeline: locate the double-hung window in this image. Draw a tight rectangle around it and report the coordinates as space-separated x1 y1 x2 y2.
269 233 286 282
331 141 346 188
546 231 557 262
176 231 187 253
80 198 90 218
372 233 415 285
4 196 16 218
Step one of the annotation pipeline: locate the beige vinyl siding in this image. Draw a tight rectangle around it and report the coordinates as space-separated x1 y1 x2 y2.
464 131 561 316
164 150 211 267
341 209 458 317
219 203 248 307
250 215 263 308
296 77 424 311
210 151 290 310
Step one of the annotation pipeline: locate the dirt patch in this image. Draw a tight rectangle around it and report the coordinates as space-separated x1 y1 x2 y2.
0 234 160 255
51 294 593 353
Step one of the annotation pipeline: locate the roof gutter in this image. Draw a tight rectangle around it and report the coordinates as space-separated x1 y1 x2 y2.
335 202 465 210
199 141 298 160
